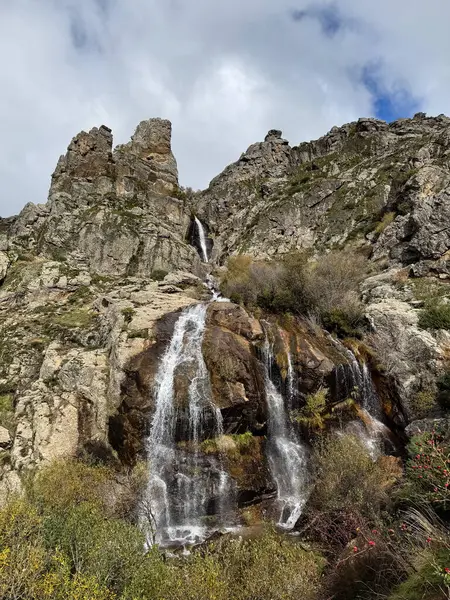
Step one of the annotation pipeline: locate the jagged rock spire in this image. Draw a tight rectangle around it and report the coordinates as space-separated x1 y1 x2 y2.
52 125 114 184
8 117 198 277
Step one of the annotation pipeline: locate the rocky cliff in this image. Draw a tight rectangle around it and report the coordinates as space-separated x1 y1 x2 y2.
0 112 449 517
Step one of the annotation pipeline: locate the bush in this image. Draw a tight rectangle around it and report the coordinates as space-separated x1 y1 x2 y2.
388 547 450 600
418 303 450 330
0 393 14 431
219 529 323 600
305 250 367 318
292 388 329 430
405 431 450 513
27 460 115 516
125 528 323 600
437 372 450 409
311 434 398 516
410 389 438 419
43 502 144 594
322 307 366 338
374 211 396 236
0 499 115 600
220 254 300 311
303 434 402 549
220 250 367 334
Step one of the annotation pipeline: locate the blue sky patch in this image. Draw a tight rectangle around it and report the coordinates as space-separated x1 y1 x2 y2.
362 64 421 122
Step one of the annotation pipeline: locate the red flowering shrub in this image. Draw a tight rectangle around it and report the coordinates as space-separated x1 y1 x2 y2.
406 431 450 513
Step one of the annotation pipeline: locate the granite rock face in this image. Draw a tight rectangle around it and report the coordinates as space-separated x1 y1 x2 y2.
8 119 200 278
195 113 450 270
2 113 450 508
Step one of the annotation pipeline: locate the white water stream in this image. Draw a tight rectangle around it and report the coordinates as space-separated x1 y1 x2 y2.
262 334 309 530
194 217 209 263
331 338 390 458
143 303 234 547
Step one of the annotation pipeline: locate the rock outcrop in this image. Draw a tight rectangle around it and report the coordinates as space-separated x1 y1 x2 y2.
1 112 450 511
8 119 200 277
195 113 450 270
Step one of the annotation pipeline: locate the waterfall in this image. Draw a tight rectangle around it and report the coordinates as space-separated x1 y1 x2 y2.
331 338 389 458
262 333 309 530
143 303 234 547
194 217 209 263
286 350 296 410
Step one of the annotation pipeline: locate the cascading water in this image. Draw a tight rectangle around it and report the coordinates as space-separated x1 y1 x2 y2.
194 217 209 263
331 338 390 458
286 350 296 411
143 303 234 547
262 332 309 530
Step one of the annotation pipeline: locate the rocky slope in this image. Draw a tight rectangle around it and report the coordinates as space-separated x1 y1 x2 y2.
0 113 449 512
196 113 450 269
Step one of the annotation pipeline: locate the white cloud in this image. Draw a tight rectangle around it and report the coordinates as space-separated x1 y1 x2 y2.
0 0 449 216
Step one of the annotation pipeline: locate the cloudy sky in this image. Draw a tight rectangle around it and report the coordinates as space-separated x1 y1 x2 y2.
1 0 449 216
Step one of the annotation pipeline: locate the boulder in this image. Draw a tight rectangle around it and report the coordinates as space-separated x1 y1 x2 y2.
0 252 9 283
405 418 450 437
0 427 11 449
203 325 266 432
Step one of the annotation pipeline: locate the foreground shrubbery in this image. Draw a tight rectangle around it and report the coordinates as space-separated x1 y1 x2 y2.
404 430 450 514
220 250 368 336
1 434 450 600
0 460 323 600
303 433 450 600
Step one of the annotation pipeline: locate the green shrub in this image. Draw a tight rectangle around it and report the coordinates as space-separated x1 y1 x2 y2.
292 388 329 429
405 431 450 513
303 434 402 551
27 460 114 516
231 431 254 451
54 308 96 329
150 269 168 281
43 502 144 594
410 389 438 418
437 372 450 409
418 303 450 330
374 211 396 235
217 529 324 600
304 388 328 415
311 434 398 515
0 393 14 431
388 548 450 600
0 499 116 600
409 277 449 305
322 307 366 338
199 438 218 454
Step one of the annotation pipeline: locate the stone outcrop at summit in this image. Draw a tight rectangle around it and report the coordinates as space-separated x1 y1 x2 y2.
7 119 200 278
196 113 450 276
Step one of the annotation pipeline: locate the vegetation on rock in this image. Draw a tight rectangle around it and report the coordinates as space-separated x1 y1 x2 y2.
220 249 367 336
